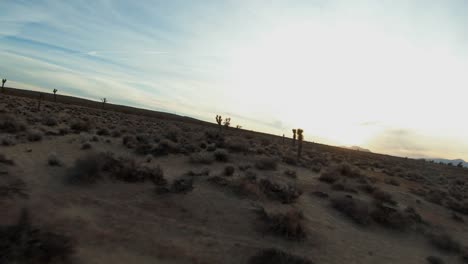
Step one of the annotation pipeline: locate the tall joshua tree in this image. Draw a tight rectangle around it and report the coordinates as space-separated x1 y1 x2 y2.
216 115 222 132
101 98 107 109
1 78 6 93
297 129 304 158
37 92 43 111
53 89 58 102
292 129 297 146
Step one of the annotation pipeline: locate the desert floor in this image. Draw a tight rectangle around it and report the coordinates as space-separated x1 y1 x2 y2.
1 93 468 264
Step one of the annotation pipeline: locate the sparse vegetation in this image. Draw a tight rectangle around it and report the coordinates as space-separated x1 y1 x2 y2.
0 209 75 263
426 231 461 253
190 151 214 164
256 207 306 241
47 152 62 166
255 156 278 170
214 149 229 162
249 248 312 264
331 195 370 225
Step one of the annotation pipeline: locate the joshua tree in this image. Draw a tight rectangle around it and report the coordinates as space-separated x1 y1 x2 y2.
37 92 43 111
1 78 6 93
223 117 231 128
297 129 304 158
53 89 58 102
101 98 107 109
216 115 223 132
236 125 242 129
292 129 297 146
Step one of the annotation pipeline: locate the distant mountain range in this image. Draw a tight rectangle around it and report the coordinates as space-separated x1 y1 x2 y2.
427 158 468 168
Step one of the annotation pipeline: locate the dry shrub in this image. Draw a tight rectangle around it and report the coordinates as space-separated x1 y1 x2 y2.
0 154 14 165
224 165 235 176
249 248 312 264
190 151 214 164
47 152 62 167
170 178 193 194
426 231 462 253
255 156 278 170
0 209 75 263
259 179 302 204
0 114 26 133
70 119 91 132
370 203 410 230
426 256 444 264
331 195 370 225
225 138 250 153
257 208 307 241
0 179 28 198
102 154 166 185
27 130 42 142
66 154 101 184
372 189 397 206
319 163 363 184
213 149 229 162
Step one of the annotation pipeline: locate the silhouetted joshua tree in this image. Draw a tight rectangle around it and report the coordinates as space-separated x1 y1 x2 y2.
1 78 6 93
53 89 58 102
223 117 231 128
37 92 43 111
101 98 107 109
297 129 304 158
292 129 297 146
216 115 223 132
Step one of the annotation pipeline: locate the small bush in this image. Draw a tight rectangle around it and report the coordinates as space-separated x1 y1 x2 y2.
213 149 229 162
81 142 92 150
70 119 91 132
0 154 14 165
225 138 250 153
249 248 312 264
257 208 306 241
255 156 278 170
426 256 444 264
259 179 302 204
224 165 235 176
372 189 397 206
48 152 62 166
426 231 461 253
284 170 297 179
27 130 43 142
0 115 26 133
66 154 101 184
331 195 370 225
370 203 410 230
320 164 363 184
0 179 28 198
0 209 75 264
96 128 110 136
190 152 214 164
1 136 16 146
171 178 194 194
42 116 58 126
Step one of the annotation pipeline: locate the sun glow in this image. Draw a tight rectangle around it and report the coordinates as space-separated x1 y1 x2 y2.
223 18 468 151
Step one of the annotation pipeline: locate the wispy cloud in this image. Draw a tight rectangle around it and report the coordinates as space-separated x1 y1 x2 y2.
1 0 468 159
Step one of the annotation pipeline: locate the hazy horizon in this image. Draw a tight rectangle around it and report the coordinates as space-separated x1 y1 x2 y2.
1 0 467 161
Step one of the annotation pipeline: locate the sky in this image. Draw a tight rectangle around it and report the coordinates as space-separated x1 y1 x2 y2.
1 0 468 160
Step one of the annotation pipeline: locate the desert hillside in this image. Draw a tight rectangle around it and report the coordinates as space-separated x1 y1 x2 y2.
1 92 468 264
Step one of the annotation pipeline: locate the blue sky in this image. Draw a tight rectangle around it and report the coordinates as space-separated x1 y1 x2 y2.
1 0 468 160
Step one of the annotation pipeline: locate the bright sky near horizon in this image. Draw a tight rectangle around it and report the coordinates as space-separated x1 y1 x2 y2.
1 0 467 160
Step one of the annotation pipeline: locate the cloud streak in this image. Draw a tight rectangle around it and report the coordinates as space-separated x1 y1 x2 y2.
1 0 468 160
